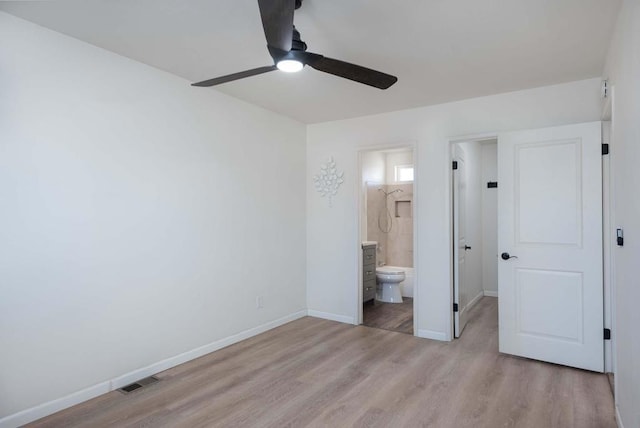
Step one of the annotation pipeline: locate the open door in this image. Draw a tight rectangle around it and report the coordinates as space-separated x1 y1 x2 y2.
452 148 469 337
498 121 604 372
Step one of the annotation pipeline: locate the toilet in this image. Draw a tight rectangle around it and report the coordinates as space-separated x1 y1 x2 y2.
375 267 406 303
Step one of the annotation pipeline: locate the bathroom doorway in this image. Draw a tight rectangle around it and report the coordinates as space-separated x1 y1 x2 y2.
358 146 416 335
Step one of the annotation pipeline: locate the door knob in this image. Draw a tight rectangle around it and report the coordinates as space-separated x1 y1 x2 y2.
464 245 472 251
501 252 518 260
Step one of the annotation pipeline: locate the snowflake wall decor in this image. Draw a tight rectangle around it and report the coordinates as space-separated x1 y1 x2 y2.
313 156 344 207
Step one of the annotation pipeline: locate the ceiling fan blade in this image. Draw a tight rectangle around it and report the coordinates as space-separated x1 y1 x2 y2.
309 56 398 90
257 0 295 52
191 65 277 87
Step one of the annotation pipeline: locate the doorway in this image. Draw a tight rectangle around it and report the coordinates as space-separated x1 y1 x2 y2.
451 122 607 373
358 146 416 335
451 139 497 338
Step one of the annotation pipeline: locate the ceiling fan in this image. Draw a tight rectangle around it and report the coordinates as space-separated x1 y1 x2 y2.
192 0 398 90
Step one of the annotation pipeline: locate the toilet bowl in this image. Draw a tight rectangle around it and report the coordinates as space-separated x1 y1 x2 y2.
375 267 406 303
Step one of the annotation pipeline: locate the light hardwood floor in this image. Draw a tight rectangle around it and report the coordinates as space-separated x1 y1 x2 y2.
28 297 616 427
363 297 413 335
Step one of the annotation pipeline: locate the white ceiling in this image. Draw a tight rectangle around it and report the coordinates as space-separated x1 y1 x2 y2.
1 0 621 123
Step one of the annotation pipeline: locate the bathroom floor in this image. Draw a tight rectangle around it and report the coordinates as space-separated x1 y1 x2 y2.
362 297 413 335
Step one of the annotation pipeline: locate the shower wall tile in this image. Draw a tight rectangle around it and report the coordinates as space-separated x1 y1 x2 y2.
366 184 387 264
366 183 413 267
386 183 414 267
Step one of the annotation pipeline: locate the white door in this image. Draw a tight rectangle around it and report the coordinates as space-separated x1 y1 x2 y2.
453 149 469 338
498 121 603 372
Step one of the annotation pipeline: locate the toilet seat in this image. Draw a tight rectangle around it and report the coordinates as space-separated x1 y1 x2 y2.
376 267 405 275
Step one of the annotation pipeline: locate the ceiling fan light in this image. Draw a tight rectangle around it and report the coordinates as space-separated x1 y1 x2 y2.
277 59 303 73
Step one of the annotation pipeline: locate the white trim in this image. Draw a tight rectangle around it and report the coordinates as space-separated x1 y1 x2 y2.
355 149 365 326
0 382 110 428
412 143 420 337
0 310 307 428
455 290 485 338
416 329 448 341
452 144 463 338
466 290 484 311
602 119 614 374
307 309 356 325
609 87 618 400
110 308 305 389
449 132 499 145
615 406 625 428
483 290 498 297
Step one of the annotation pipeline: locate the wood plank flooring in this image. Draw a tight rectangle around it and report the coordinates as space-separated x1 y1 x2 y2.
363 297 413 335
28 297 616 428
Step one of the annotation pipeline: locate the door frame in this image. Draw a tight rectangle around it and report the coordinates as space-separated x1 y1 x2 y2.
451 144 470 337
356 142 419 336
602 87 616 378
449 135 497 339
446 130 614 370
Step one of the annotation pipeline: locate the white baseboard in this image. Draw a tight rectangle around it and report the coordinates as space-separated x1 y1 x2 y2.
466 291 484 311
307 309 356 325
483 290 498 297
0 310 307 428
417 329 448 341
615 406 625 428
110 309 307 390
0 382 111 428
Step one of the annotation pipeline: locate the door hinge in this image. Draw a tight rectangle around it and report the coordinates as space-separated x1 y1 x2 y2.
604 328 611 340
453 303 459 312
487 181 498 188
602 143 610 155
452 161 458 170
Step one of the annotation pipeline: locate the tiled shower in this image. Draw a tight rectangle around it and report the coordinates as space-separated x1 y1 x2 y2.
366 182 413 268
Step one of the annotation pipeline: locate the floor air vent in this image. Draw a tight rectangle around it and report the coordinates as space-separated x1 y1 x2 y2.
118 376 159 394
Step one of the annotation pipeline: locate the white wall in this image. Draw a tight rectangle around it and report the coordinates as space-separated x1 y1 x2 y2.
0 12 307 424
481 142 498 295
307 78 602 340
456 142 484 307
603 1 640 426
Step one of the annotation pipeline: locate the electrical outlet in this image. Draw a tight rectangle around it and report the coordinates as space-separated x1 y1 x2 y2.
256 296 264 309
